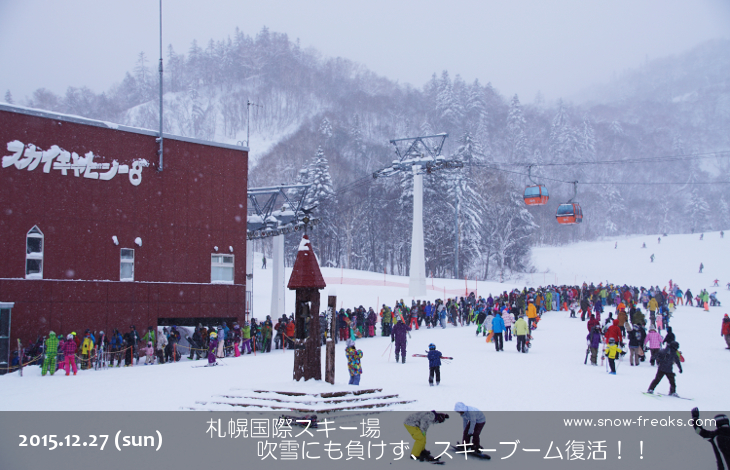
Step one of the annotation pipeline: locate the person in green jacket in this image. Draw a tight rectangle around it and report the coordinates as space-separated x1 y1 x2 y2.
262 319 273 353
241 322 252 354
42 331 59 376
514 315 529 353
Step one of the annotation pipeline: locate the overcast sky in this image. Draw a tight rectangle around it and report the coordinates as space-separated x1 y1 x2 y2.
1 0 728 104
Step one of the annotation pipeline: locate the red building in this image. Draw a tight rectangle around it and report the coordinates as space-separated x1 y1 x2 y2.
0 104 248 360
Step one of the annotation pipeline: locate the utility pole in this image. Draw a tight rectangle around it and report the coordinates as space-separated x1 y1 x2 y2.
373 134 462 297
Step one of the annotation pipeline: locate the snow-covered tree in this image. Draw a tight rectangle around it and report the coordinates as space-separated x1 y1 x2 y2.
506 94 528 162
4 90 13 104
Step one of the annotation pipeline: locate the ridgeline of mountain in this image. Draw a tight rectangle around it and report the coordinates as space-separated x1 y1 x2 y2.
7 29 730 280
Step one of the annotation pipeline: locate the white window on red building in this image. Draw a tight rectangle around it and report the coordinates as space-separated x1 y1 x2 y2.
25 226 44 279
120 248 135 281
211 254 234 284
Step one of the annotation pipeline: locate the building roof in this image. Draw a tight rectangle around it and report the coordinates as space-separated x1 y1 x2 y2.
287 235 326 290
0 103 249 152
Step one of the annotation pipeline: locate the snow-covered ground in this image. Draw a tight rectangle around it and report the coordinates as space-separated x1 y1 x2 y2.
1 231 728 411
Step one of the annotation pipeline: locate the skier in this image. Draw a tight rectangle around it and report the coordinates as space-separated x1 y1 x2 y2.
156 328 168 363
604 338 623 375
391 318 410 364
241 321 252 354
647 341 683 396
650 254 655 263
454 402 489 459
403 411 449 462
586 326 602 366
628 324 645 366
41 331 59 376
722 314 730 349
143 341 155 364
492 312 505 351
691 408 730 469
700 262 704 273
514 314 529 353
345 339 363 385
644 327 664 366
207 331 218 366
262 255 266 269
427 343 442 386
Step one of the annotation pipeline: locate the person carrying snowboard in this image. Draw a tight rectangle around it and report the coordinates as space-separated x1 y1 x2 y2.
454 402 489 459
427 343 442 386
403 411 449 462
647 341 683 396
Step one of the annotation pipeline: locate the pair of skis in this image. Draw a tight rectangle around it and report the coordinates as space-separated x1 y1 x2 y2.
643 392 693 400
412 354 454 360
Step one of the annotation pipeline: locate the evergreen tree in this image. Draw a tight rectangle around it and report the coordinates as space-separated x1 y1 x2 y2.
506 94 528 161
4 90 12 104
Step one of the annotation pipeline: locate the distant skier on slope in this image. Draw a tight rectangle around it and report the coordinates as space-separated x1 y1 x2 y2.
391 319 410 364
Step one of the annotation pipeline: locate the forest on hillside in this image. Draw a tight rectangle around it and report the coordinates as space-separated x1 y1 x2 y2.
5 28 730 280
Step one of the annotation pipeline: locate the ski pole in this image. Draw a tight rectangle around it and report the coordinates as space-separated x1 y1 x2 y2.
382 342 392 357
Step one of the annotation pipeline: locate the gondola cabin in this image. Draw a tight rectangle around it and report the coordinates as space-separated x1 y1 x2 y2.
524 185 549 205
556 203 583 224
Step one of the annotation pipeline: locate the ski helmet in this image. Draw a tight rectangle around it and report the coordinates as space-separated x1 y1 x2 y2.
429 343 436 350
209 331 218 339
670 341 679 350
608 338 616 344
714 414 729 428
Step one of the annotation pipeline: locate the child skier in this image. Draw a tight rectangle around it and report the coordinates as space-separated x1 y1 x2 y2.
403 411 449 462
143 341 155 365
427 343 442 386
207 331 218 366
604 338 623 375
345 339 363 385
63 333 78 376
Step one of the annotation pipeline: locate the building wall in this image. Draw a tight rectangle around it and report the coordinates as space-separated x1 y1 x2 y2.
0 106 248 344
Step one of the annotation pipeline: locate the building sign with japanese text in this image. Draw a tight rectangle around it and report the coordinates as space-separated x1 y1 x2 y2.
3 140 148 186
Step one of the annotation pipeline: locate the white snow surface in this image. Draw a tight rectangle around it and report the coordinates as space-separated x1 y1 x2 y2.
2 232 728 411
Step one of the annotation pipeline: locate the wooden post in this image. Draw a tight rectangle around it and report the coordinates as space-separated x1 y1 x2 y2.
325 295 336 385
293 288 322 381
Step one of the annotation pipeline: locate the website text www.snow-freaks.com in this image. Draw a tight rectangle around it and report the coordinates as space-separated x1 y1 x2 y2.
564 417 716 427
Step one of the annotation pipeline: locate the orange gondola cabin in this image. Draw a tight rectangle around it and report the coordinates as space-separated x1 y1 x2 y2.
556 203 583 224
523 185 549 205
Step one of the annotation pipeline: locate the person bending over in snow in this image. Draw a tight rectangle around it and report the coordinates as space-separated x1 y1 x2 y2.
647 341 682 396
454 402 489 459
691 408 730 469
403 411 449 462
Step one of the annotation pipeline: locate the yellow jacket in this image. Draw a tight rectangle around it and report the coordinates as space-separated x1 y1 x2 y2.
604 344 623 360
527 303 537 319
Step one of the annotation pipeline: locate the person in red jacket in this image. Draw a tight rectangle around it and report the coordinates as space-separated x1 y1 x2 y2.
587 314 599 332
605 319 622 346
285 319 296 349
722 314 730 349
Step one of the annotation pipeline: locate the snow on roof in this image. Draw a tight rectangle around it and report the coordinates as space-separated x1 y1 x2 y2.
0 103 248 153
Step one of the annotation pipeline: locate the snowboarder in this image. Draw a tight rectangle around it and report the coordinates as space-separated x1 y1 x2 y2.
514 314 529 353
650 254 655 263
454 402 488 458
492 312 505 351
345 339 363 385
722 314 730 350
403 411 449 462
644 327 664 366
427 343 442 386
391 319 410 363
647 341 683 396
604 338 623 375
691 408 730 469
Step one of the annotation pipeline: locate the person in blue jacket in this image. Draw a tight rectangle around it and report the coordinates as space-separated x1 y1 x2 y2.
454 402 489 459
491 312 505 351
427 343 442 386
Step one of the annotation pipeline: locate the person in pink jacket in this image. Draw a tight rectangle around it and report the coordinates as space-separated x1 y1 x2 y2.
143 342 155 365
502 308 514 341
63 334 78 376
644 327 664 366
